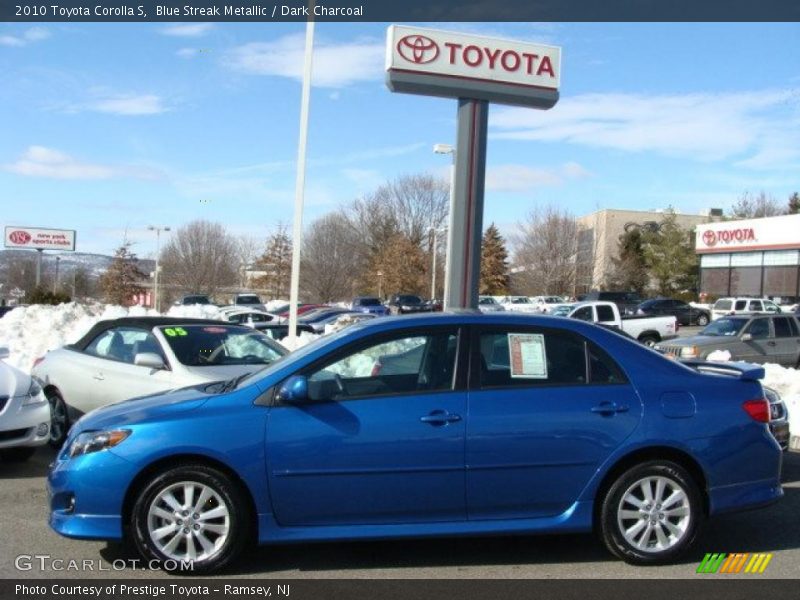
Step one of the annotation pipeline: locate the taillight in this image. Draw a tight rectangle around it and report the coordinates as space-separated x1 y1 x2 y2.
371 362 382 377
32 356 45 369
742 398 770 423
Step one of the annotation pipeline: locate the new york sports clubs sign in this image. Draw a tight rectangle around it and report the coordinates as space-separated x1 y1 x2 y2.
385 25 561 108
4 226 76 251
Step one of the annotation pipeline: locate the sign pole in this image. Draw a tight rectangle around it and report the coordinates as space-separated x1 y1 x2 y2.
35 249 43 287
444 99 488 310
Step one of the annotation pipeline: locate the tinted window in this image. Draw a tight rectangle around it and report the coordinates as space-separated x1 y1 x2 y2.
85 327 160 364
236 296 261 305
588 343 627 384
158 325 285 366
701 317 748 336
355 298 381 306
748 300 763 311
305 331 458 401
746 319 770 339
478 330 586 388
596 305 616 322
397 295 422 305
790 318 800 337
735 300 747 310
773 317 793 338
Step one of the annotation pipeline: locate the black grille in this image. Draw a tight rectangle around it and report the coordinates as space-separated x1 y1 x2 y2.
0 428 29 442
770 402 786 420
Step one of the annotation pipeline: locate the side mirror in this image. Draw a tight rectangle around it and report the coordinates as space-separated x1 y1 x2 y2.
276 375 309 404
741 333 753 342
134 352 166 370
0 347 9 360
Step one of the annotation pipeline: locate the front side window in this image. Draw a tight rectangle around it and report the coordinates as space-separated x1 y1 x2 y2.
701 317 747 337
85 327 161 364
748 300 764 312
305 331 458 402
745 318 770 339
572 306 593 321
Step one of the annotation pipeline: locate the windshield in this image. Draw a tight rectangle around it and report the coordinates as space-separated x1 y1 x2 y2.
398 295 422 304
510 297 530 304
158 325 286 366
237 295 261 304
700 317 747 337
356 298 381 306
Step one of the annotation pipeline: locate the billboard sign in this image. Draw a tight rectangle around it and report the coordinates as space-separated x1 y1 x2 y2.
386 25 561 108
4 226 76 251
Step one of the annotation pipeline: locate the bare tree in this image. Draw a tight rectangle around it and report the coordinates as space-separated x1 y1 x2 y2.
160 220 239 297
236 234 261 287
254 223 293 299
300 213 362 302
512 206 578 296
729 191 786 219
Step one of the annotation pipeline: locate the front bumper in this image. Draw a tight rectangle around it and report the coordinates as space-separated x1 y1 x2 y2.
0 398 50 449
770 420 790 451
48 447 137 541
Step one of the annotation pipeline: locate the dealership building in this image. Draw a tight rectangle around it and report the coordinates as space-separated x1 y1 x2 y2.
696 213 800 302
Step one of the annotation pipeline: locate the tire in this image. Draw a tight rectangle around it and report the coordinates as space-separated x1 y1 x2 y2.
638 335 659 347
47 389 69 448
598 460 703 565
130 463 250 574
695 314 709 327
0 447 36 462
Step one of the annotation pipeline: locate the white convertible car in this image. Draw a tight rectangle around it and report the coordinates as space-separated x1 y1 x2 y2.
32 316 288 446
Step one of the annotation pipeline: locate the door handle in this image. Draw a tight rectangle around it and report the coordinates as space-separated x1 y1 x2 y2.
93 373 104 381
420 410 462 426
767 341 776 347
591 402 629 416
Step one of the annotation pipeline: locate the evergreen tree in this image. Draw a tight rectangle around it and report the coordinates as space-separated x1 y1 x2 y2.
480 223 510 295
607 227 649 293
255 225 293 299
642 211 698 296
788 192 800 215
99 242 146 305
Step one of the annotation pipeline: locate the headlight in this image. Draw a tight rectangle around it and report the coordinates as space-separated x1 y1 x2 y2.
680 346 699 358
21 379 46 406
69 430 131 458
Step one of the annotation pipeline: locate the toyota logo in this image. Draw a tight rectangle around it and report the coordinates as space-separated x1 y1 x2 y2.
8 230 31 245
397 35 440 64
702 230 717 247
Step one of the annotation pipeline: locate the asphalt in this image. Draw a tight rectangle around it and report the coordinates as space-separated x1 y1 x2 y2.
0 446 798 580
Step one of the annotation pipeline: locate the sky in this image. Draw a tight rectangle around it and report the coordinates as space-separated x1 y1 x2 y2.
1 22 799 259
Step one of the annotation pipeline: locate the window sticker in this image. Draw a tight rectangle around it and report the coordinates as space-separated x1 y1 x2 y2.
508 333 548 379
163 327 188 337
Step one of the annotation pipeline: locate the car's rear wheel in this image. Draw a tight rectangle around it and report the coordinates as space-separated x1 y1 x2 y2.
0 447 36 462
695 314 709 327
638 335 659 347
599 460 702 564
130 464 250 574
47 389 69 448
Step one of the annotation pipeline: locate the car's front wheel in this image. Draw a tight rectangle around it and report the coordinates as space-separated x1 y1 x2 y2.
695 313 709 327
47 389 69 448
598 460 702 564
130 464 250 574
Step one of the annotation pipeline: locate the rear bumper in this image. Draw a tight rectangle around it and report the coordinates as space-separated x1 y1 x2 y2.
708 477 783 516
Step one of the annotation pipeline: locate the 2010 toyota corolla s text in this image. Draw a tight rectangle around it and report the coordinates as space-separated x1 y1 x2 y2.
48 312 783 573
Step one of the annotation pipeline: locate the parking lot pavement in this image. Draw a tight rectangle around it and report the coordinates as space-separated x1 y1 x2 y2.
1 447 799 579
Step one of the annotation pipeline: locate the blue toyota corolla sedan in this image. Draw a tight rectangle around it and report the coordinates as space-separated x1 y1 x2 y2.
48 312 783 573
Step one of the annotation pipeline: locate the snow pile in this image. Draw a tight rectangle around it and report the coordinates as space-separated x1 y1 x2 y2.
166 304 223 320
0 303 153 371
706 349 732 362
265 299 290 312
279 331 321 352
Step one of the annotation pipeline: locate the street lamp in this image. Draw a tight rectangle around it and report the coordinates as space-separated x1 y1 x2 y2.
433 143 455 305
428 226 447 300
148 225 171 312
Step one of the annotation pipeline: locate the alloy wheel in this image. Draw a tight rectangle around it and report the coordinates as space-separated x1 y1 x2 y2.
616 475 691 553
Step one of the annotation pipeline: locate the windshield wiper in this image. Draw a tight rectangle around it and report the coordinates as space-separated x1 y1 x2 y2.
220 371 253 393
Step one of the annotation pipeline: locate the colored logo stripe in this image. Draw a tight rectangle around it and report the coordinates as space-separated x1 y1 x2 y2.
697 553 773 574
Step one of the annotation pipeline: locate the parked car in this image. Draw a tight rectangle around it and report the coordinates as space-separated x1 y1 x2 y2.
174 294 212 306
654 313 800 367
306 311 375 334
497 296 539 313
253 323 317 342
274 303 327 318
351 296 390 317
636 298 711 326
232 293 267 312
529 296 570 314
387 294 431 315
425 299 444 312
583 291 644 315
0 347 50 462
550 304 576 317
48 313 783 572
711 297 781 321
478 296 505 313
567 301 678 346
765 386 789 450
32 317 288 446
217 307 282 330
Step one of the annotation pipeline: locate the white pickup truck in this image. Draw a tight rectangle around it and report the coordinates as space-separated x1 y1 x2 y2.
566 301 678 346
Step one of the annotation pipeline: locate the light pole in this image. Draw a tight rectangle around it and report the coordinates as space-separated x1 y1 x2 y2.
433 143 455 305
53 256 60 294
376 270 383 299
429 226 447 300
148 226 171 312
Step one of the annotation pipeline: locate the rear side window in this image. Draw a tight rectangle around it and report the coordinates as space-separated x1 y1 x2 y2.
588 343 628 384
85 327 160 364
596 305 616 322
715 300 732 311
748 300 763 311
735 300 747 310
773 317 794 338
